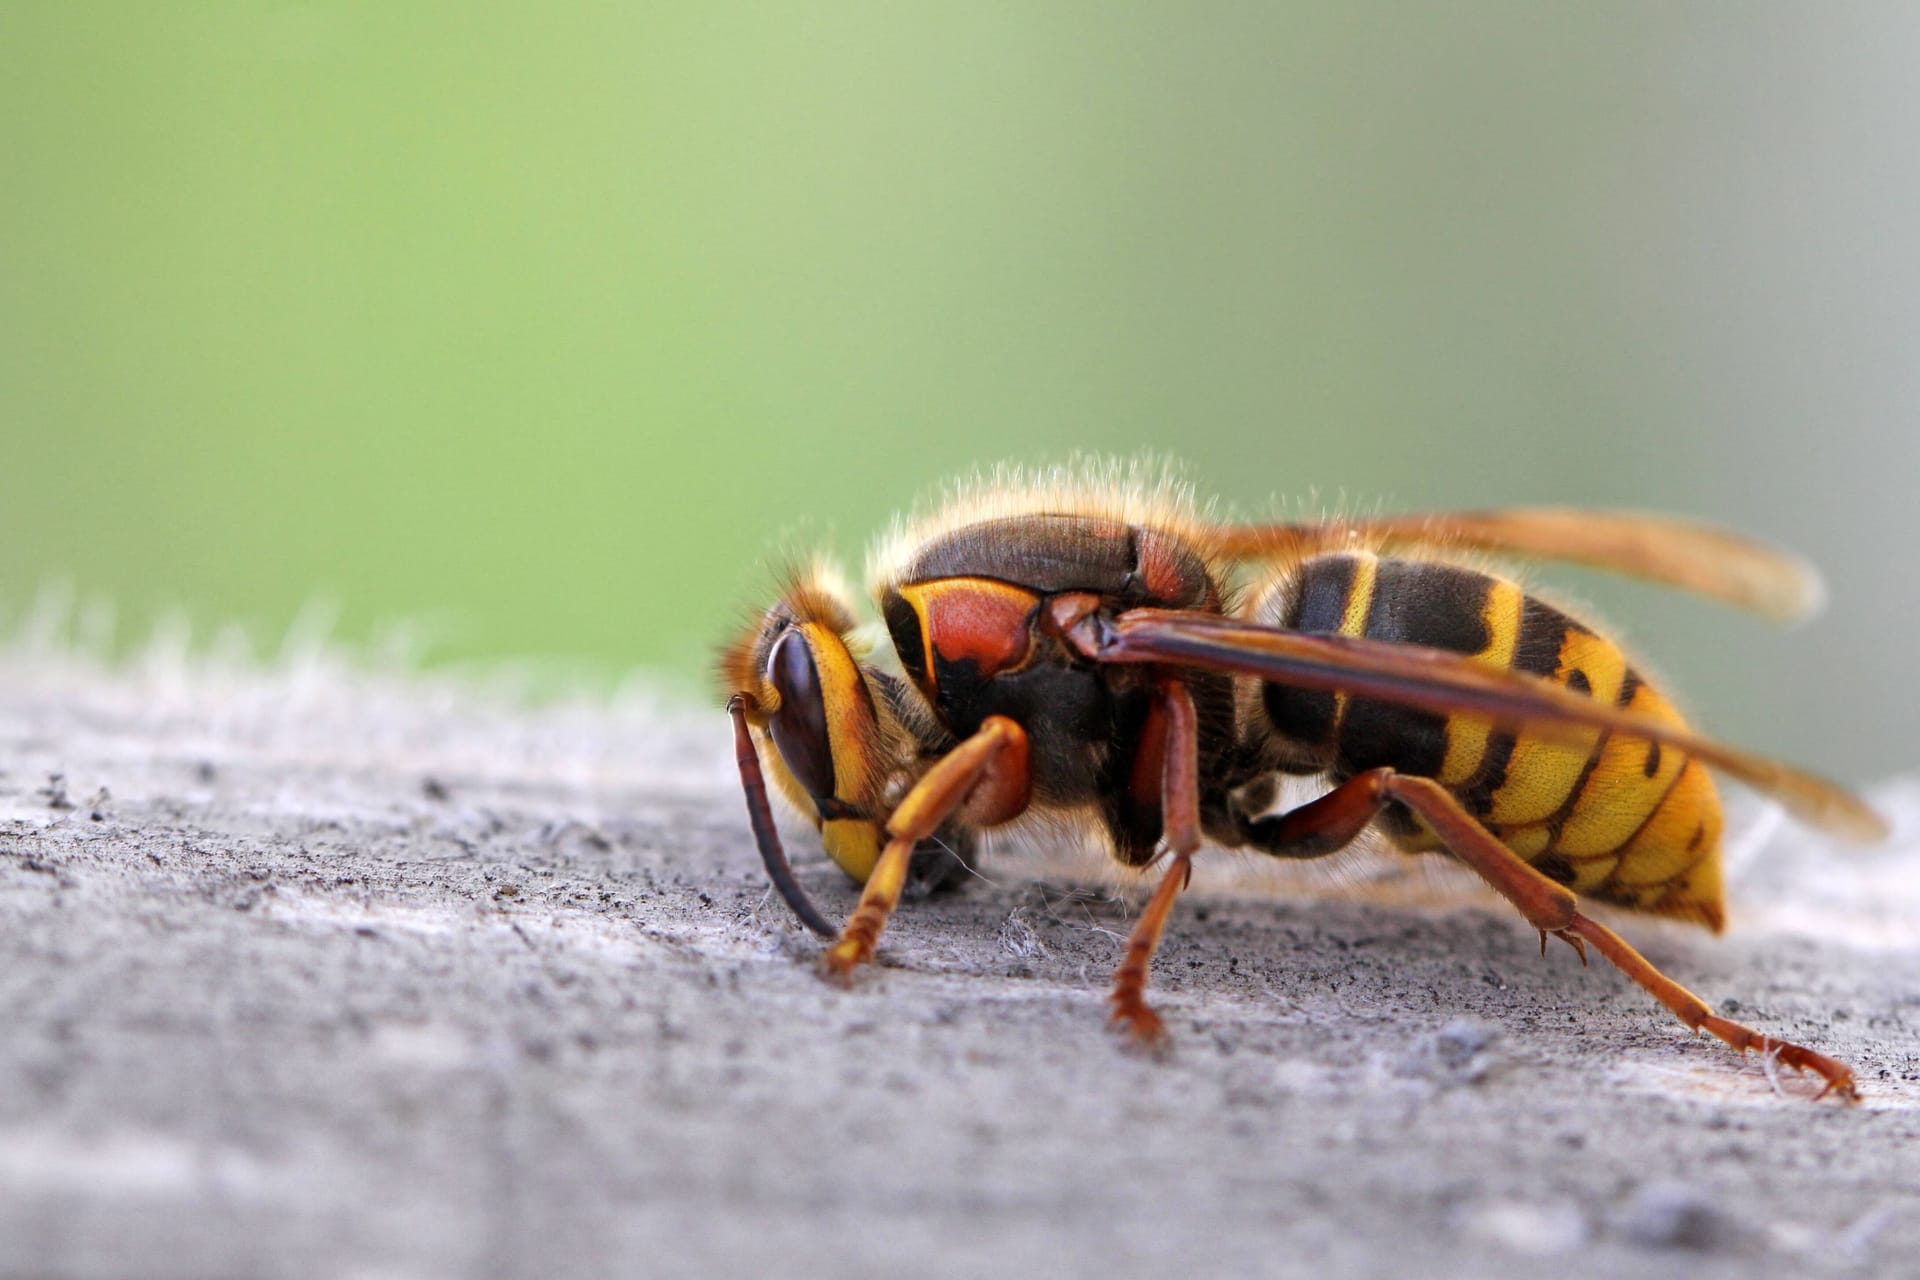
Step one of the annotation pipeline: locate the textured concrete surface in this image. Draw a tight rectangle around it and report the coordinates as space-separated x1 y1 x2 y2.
2 648 1917 1280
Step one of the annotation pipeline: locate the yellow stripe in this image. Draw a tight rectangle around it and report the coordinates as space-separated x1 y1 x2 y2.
1593 754 1726 929
1499 822 1553 859
1567 853 1622 895
1556 628 1626 706
1555 679 1688 857
1614 759 1722 889
1338 553 1379 637
1438 578 1523 785
1487 627 1626 826
800 621 877 803
822 817 883 882
1328 553 1378 730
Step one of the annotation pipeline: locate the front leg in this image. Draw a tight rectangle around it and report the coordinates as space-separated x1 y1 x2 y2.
822 715 1029 976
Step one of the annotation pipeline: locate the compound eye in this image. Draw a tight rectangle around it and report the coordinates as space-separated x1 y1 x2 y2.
766 629 836 801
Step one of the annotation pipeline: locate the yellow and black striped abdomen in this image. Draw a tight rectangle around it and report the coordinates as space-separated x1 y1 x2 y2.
1257 552 1725 930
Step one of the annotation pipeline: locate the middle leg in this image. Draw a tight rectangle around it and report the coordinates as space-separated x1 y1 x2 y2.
1108 675 1203 1042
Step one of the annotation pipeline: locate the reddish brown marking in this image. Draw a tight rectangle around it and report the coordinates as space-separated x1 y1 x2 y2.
1157 676 1202 856
1135 528 1215 607
1109 850 1192 1045
960 719 1031 827
1126 696 1169 839
1041 592 1103 640
915 580 1041 679
1252 768 1392 859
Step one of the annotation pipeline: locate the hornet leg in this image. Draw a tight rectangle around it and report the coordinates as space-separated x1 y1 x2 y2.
1240 767 1856 1101
822 715 1029 977
1109 676 1203 1043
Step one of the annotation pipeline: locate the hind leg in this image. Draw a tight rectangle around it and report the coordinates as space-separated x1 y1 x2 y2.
1238 768 1857 1101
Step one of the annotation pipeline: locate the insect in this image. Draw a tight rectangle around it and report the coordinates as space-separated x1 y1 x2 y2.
719 464 1886 1101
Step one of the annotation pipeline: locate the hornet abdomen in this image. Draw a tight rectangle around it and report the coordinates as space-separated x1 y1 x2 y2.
1255 552 1726 929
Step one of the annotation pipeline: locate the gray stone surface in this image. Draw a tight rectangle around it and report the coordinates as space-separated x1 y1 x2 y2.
2 650 1917 1279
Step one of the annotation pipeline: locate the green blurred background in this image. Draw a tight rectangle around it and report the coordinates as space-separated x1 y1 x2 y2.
4 4 1916 779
